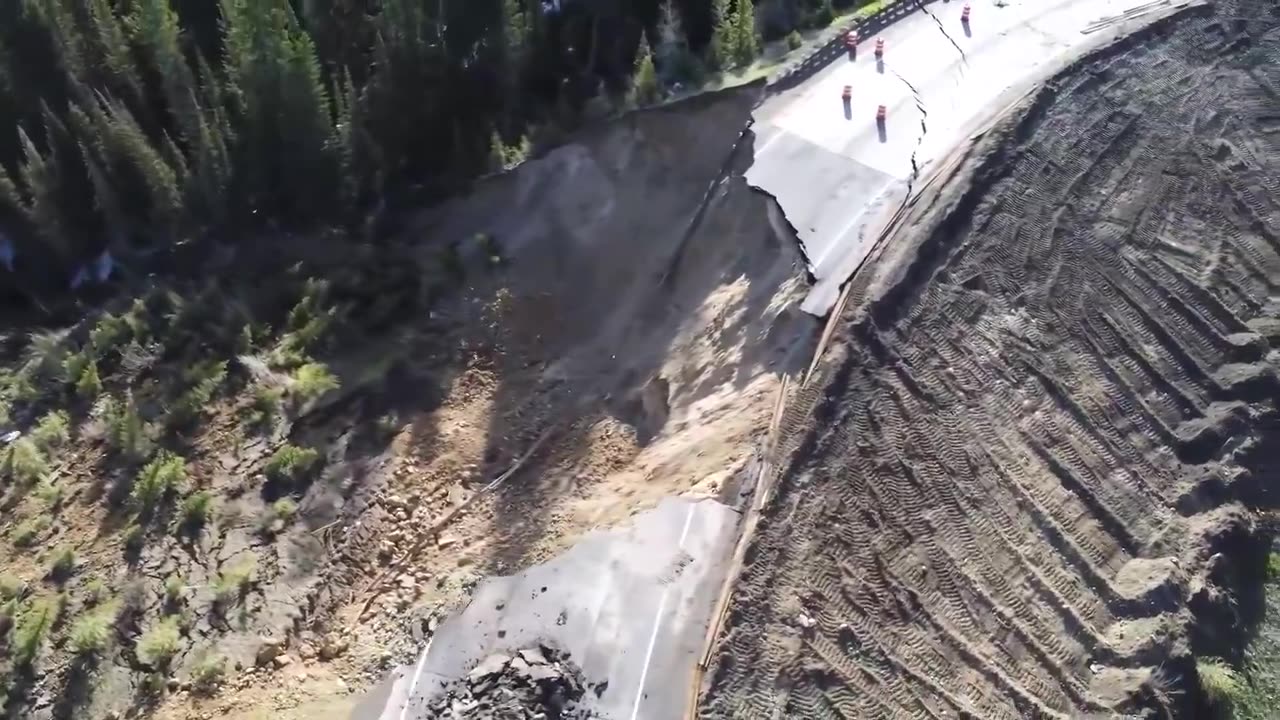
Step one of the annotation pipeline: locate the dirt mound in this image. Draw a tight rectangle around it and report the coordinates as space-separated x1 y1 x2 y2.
704 1 1280 717
427 644 594 719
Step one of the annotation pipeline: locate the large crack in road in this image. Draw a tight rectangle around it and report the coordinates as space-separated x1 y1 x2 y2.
917 0 972 65
890 68 930 185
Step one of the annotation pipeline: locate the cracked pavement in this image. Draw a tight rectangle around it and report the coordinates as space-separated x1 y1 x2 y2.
745 0 1190 315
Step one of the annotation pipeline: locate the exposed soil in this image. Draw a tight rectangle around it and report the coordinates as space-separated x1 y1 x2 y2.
704 0 1280 717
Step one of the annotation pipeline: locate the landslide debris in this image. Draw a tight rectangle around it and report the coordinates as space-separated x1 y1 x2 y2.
0 78 815 720
427 644 595 720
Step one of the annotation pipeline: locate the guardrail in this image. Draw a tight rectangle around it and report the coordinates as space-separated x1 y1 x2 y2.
766 0 926 93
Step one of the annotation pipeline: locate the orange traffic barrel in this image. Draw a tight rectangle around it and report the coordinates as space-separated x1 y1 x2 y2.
876 104 887 121
962 4 971 20
842 85 853 101
874 37 885 56
845 30 859 47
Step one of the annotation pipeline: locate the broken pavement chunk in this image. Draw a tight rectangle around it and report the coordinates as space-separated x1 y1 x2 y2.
524 664 563 683
467 652 511 682
518 646 548 666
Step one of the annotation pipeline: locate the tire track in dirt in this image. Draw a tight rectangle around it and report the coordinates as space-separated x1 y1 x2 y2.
704 2 1280 716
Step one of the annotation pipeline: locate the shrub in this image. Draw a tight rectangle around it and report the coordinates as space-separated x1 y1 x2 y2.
76 360 102 400
89 313 132 356
122 523 146 553
190 652 227 695
31 410 70 451
284 313 335 358
245 385 284 430
259 498 298 536
12 516 51 547
786 30 803 50
24 330 68 381
268 343 308 370
69 603 118 656
490 135 532 172
181 491 216 530
265 444 320 485
291 362 338 403
63 351 90 386
82 579 107 606
11 596 57 667
0 597 18 634
48 547 76 579
3 438 48 485
135 616 181 669
123 298 152 341
213 556 257 605
167 360 227 428
163 575 185 606
284 279 335 352
0 574 23 601
271 498 297 522
34 479 64 510
237 324 255 355
8 372 41 405
1199 657 1242 709
131 452 186 514
104 394 151 461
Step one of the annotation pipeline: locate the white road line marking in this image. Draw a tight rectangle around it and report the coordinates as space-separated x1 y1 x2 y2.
398 634 435 720
756 130 785 157
629 504 697 720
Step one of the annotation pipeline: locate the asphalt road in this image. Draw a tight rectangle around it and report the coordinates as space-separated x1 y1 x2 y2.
750 0 1185 314
356 498 737 720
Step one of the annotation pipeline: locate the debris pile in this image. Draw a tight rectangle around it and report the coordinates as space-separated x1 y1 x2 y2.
427 644 594 719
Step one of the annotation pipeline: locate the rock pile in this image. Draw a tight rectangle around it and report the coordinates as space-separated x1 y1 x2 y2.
426 644 595 719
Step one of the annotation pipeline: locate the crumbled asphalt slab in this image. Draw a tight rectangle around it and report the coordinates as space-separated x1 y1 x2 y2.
426 644 600 719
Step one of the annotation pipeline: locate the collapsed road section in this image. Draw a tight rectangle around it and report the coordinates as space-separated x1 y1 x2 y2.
749 0 1199 315
364 498 736 720
347 81 817 720
704 0 1280 716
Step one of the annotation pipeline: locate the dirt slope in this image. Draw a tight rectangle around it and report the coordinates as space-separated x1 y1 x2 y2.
704 1 1280 717
117 84 818 720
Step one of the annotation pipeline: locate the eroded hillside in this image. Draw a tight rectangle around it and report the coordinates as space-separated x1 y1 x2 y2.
0 82 819 720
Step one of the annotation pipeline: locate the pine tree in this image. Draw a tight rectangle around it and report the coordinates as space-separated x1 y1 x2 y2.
80 144 126 246
129 0 198 140
82 95 184 241
84 0 146 119
632 35 661 107
655 1 690 83
496 0 531 134
502 0 531 65
817 0 836 26
709 0 734 70
221 0 340 225
0 163 28 230
186 54 234 225
732 0 758 67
